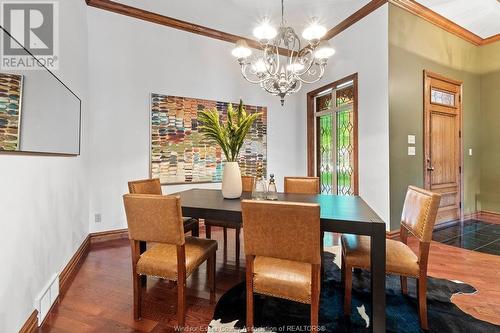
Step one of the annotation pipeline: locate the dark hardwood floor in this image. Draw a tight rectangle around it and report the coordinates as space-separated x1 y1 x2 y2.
40 227 500 332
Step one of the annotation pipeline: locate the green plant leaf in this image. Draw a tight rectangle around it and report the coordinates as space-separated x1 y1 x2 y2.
198 101 262 162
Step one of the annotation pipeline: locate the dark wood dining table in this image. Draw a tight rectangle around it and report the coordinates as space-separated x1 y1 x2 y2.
175 188 387 332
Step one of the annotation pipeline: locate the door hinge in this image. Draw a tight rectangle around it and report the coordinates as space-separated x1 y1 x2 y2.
459 130 461 138
459 166 462 173
459 202 462 209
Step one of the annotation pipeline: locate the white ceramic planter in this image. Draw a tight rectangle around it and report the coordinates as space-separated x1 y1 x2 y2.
222 162 242 199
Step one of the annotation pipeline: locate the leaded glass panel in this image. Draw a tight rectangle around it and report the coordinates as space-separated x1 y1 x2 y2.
431 88 455 106
319 114 334 194
336 108 354 195
336 86 354 106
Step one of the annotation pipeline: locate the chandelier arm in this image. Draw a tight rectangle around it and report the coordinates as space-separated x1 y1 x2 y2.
260 79 280 96
240 64 272 84
263 46 280 77
294 64 326 84
293 48 315 77
288 80 303 94
273 43 281 75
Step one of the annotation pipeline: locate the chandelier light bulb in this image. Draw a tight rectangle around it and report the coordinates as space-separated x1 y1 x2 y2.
314 40 335 59
231 40 252 59
252 58 267 73
302 21 327 41
253 20 278 41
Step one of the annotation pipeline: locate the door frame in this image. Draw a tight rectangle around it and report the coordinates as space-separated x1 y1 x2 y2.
423 70 464 221
306 73 359 195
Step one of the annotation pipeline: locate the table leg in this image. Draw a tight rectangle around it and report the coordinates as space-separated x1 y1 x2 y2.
320 231 325 279
370 223 386 332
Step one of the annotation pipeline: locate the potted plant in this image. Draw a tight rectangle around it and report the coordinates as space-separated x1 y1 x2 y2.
199 99 261 199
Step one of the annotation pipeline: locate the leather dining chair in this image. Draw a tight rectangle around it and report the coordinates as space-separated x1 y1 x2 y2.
242 200 321 333
128 178 199 236
284 176 324 264
123 194 218 326
205 175 255 262
341 186 441 330
284 176 320 195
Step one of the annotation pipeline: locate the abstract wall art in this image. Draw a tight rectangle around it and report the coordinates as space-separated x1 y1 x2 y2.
150 94 267 184
0 73 23 151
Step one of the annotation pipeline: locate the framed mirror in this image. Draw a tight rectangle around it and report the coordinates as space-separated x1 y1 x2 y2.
0 27 81 155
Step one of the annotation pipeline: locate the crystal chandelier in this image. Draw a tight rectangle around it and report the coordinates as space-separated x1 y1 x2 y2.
231 0 335 106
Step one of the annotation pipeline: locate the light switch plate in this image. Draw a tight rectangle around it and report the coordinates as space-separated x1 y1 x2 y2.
408 135 416 144
469 148 473 156
408 147 416 156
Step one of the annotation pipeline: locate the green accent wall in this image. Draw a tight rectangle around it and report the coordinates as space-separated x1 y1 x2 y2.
480 70 500 212
388 5 500 230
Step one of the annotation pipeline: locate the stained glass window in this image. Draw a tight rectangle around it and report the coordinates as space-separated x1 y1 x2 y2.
336 86 354 106
315 80 356 196
431 89 455 106
319 114 334 194
336 108 354 195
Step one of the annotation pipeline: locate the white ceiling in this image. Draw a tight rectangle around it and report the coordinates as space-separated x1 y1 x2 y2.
116 0 372 40
416 0 500 38
115 0 500 40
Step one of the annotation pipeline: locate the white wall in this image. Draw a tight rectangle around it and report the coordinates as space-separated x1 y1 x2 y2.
0 1 90 332
295 4 390 225
86 8 305 232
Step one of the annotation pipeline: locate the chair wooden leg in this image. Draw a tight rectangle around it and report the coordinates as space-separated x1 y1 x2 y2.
223 227 228 246
133 274 142 321
177 245 187 328
208 252 216 304
177 277 186 327
343 265 352 317
341 251 346 287
139 241 147 288
311 264 321 332
417 276 428 330
401 275 408 295
246 255 254 333
206 224 211 239
235 227 241 262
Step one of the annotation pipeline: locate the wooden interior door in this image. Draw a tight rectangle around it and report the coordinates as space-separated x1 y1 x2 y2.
424 71 462 224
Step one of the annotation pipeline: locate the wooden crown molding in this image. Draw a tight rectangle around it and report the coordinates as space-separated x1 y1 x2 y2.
389 0 498 46
85 0 289 56
86 0 498 63
481 34 500 45
323 0 387 41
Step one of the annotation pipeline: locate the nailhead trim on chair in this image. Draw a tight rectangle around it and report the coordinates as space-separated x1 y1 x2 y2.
254 288 312 304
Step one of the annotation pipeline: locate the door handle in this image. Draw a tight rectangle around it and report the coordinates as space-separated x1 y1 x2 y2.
426 158 434 171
